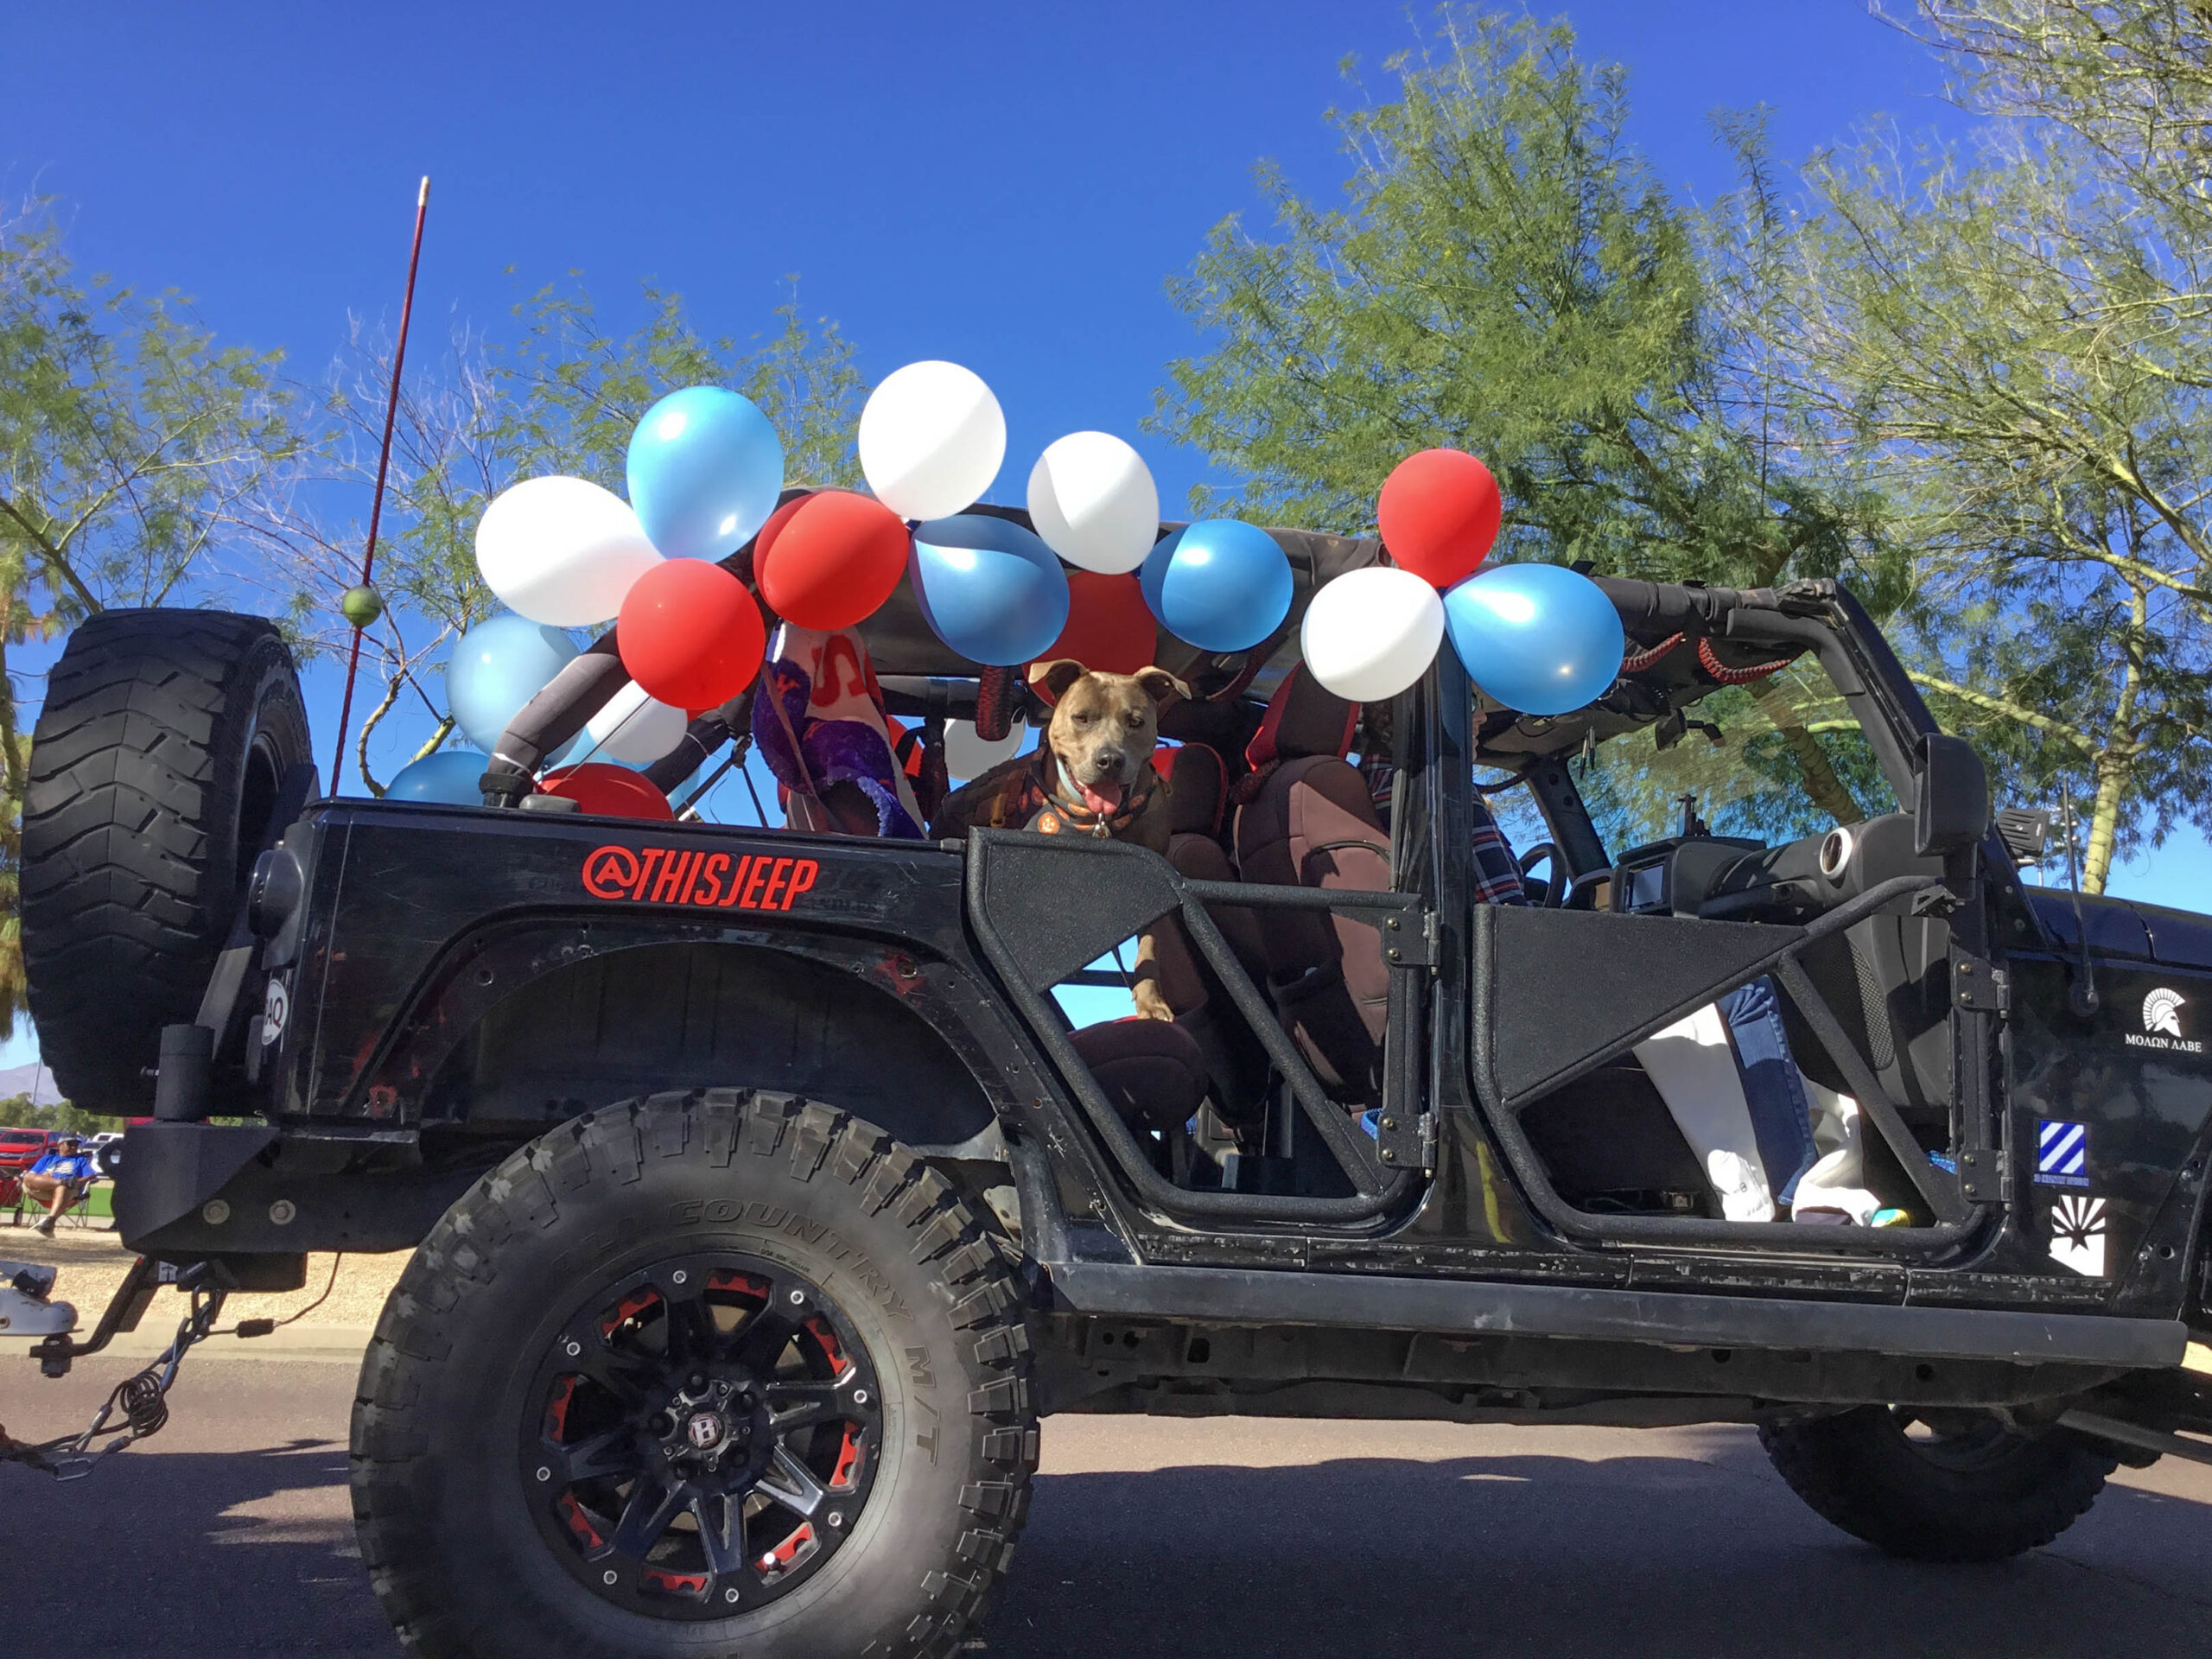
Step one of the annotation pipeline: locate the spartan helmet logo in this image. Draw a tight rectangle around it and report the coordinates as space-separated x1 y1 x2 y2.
2145 988 2186 1038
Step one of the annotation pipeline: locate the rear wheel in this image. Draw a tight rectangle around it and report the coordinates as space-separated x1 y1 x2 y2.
1760 1406 2117 1561
21 609 311 1111
352 1091 1039 1658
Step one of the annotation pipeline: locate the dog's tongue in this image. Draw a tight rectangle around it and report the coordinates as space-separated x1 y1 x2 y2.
1077 777 1124 816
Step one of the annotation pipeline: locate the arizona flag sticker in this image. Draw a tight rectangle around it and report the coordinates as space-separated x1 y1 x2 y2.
2050 1194 2107 1277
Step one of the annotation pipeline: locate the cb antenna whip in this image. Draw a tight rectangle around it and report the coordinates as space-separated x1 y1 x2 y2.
328 175 430 796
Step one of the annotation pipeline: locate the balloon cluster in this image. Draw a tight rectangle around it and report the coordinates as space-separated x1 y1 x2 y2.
1300 448 1624 715
397 344 1727 812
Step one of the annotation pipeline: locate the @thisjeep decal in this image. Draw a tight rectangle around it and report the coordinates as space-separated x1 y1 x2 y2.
2127 986 2202 1053
582 845 819 912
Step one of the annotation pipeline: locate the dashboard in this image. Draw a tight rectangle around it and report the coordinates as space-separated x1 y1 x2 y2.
1597 813 1945 925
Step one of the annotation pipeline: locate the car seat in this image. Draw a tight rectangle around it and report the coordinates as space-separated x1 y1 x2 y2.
1230 667 1390 1105
1070 1017 1211 1179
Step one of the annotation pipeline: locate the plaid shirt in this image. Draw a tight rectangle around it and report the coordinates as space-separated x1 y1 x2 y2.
1470 795 1529 908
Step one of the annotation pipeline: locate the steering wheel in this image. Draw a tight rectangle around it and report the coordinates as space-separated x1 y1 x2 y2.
1516 841 1567 907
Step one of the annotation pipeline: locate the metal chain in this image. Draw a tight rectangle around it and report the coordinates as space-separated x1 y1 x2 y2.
0 1282 229 1481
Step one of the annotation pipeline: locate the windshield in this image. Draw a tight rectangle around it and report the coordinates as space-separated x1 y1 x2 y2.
1519 658 1902 857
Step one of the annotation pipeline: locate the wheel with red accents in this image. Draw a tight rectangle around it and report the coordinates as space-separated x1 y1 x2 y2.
350 1091 1039 1659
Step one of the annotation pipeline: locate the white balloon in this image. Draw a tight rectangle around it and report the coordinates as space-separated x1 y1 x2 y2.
858 360 1006 521
1300 566 1446 702
475 475 663 627
944 717 1023 782
585 681 689 765
1027 432 1160 574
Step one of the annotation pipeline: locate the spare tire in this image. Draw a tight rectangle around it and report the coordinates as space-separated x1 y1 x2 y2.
22 610 313 1113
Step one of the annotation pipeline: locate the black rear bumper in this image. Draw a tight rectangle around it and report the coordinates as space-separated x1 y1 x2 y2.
115 1121 482 1258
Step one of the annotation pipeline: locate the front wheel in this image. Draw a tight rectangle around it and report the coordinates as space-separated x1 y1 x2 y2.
1759 1406 2117 1561
351 1091 1039 1658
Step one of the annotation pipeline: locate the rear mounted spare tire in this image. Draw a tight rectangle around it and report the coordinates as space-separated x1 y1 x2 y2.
22 609 312 1113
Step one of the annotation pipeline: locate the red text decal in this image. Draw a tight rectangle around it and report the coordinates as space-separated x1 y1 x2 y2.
581 846 820 912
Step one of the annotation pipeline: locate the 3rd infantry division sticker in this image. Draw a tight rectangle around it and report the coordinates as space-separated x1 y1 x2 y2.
2050 1194 2107 1278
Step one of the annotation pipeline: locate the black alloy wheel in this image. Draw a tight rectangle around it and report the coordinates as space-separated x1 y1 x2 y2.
526 1253 883 1617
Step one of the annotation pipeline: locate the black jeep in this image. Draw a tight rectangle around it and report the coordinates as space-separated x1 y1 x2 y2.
14 508 2212 1659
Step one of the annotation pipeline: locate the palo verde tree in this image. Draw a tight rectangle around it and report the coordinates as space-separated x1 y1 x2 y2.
1766 8 2212 891
1153 10 1901 846
244 279 867 793
0 201 305 1033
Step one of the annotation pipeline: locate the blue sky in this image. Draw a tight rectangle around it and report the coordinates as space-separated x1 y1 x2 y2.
0 3 2201 1063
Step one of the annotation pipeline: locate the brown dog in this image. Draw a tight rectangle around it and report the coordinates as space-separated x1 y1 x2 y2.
931 659 1189 1019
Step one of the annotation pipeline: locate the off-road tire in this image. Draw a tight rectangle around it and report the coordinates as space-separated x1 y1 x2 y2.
1760 1407 2117 1561
351 1090 1040 1659
22 609 310 1111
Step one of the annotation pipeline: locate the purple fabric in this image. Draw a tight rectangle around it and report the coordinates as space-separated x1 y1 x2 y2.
751 656 923 840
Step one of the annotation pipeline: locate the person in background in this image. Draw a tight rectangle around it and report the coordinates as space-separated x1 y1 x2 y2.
23 1134 95 1236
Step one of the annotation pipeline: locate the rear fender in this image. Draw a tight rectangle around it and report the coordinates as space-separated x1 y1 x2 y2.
361 925 1025 1156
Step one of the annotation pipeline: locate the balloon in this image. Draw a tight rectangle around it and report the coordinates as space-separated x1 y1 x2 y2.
1378 448 1503 589
944 717 1023 781
616 558 766 710
586 681 690 765
1043 570 1157 676
626 386 785 561
538 762 675 821
1027 432 1160 574
754 490 911 631
475 475 663 626
1443 563 1625 715
909 514 1071 666
1138 519 1292 653
386 748 488 805
858 361 1006 520
446 614 582 759
1300 567 1445 702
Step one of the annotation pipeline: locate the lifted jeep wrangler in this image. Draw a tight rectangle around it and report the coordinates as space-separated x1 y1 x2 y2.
14 509 2212 1658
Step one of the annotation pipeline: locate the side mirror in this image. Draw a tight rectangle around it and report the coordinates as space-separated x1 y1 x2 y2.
1914 732 1990 856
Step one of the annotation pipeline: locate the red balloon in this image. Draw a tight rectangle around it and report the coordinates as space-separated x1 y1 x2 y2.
1041 569 1157 678
1377 448 1503 589
538 763 675 821
617 558 766 710
755 489 911 632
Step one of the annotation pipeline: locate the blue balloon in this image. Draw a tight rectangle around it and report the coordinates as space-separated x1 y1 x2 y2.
1139 520 1291 652
1442 563 1625 715
386 748 491 805
626 385 785 560
909 515 1071 666
446 613 583 760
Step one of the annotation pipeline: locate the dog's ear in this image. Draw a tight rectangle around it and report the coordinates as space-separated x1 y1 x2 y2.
1132 666 1192 707
1033 659 1089 705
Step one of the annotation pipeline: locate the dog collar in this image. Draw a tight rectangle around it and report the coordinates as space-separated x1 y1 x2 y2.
1037 755 1158 839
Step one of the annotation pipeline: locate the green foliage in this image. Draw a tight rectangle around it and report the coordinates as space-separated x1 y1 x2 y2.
498 280 865 492
240 278 868 791
1767 17 2212 887
0 1094 103 1134
0 201 306 1033
1154 14 1891 590
1154 10 1903 845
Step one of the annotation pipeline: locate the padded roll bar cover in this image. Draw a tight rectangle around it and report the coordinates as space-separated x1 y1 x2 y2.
486 637 632 802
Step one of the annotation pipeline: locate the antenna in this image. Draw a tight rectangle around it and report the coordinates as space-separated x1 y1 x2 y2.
328 175 432 796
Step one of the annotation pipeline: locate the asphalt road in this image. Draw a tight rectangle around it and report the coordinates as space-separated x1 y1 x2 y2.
7 1354 2212 1657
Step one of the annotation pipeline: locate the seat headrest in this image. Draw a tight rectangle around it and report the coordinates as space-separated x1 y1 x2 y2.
1245 666 1359 770
1162 743 1228 837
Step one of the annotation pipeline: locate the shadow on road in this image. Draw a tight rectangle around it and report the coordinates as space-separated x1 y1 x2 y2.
985 1443 2212 1659
10 1410 2212 1657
